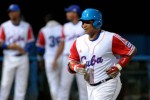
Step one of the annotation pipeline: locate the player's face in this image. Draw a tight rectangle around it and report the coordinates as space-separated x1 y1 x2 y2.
8 11 20 21
82 20 95 34
66 12 78 21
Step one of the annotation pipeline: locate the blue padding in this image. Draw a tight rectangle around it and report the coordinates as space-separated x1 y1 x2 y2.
28 61 38 94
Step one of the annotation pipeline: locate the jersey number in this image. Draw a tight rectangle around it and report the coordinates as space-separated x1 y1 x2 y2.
49 36 61 47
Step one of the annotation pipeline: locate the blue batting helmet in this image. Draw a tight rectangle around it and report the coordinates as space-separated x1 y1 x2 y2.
8 4 20 12
80 8 102 28
64 5 82 14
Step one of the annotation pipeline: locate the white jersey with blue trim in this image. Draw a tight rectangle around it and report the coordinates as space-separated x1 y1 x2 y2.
69 30 135 83
36 21 63 58
0 20 34 56
62 21 84 55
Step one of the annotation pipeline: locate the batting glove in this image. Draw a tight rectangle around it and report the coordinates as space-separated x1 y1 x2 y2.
106 64 122 78
74 64 86 75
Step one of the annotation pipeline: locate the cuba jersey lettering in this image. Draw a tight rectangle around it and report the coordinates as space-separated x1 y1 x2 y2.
62 21 84 55
81 55 103 67
36 24 62 57
69 30 135 83
0 20 34 56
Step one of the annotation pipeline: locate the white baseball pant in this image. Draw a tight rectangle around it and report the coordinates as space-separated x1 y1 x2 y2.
57 55 88 100
45 56 62 100
86 76 122 100
0 54 29 100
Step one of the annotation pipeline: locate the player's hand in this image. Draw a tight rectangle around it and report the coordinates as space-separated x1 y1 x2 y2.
8 43 26 53
12 43 22 50
38 60 45 70
16 46 26 54
14 43 26 54
8 43 19 50
37 55 45 70
106 66 120 78
18 48 26 54
8 43 26 54
52 60 58 70
74 64 86 75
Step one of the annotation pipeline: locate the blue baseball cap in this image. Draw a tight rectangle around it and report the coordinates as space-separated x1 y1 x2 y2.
8 4 20 12
64 5 82 14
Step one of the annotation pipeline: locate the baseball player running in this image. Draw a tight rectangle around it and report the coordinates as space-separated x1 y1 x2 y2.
0 4 34 100
68 8 137 100
52 5 88 100
36 14 62 100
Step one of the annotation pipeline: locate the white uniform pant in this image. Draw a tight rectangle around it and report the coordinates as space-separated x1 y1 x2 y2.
0 55 29 100
87 77 122 100
57 55 88 100
45 56 62 100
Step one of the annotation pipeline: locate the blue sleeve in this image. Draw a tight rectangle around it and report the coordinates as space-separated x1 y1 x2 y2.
37 47 45 56
24 42 34 52
1 42 8 49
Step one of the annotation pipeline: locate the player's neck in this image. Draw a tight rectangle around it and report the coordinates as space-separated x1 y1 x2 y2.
11 19 21 26
72 18 79 25
89 29 101 41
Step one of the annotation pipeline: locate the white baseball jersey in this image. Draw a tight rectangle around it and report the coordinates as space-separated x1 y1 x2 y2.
36 21 63 100
69 30 135 83
36 21 63 59
0 20 34 56
62 21 84 55
0 20 34 100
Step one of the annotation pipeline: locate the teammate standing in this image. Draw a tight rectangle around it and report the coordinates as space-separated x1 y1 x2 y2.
68 8 137 100
36 14 62 100
52 5 88 100
0 4 34 100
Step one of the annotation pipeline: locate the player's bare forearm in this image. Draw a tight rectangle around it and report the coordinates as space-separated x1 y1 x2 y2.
0 42 21 50
52 41 64 68
54 41 64 61
7 43 20 50
7 43 26 54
